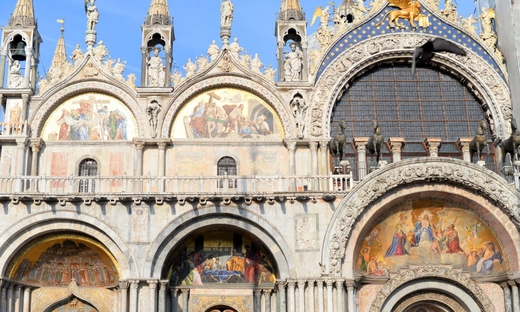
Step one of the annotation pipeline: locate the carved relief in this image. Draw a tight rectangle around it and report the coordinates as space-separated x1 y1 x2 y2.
295 214 319 251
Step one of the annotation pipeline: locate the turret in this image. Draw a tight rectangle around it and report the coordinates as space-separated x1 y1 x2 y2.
140 0 175 88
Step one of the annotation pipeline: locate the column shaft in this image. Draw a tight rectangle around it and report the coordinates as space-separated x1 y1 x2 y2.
317 281 324 312
287 281 296 312
158 282 167 312
510 281 520 312
308 280 315 312
129 281 138 312
502 283 513 312
22 288 30 312
326 281 333 312
120 281 129 312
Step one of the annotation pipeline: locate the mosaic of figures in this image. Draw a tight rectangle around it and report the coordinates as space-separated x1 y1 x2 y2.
11 239 118 287
173 88 282 140
168 239 276 286
357 200 507 277
42 93 136 141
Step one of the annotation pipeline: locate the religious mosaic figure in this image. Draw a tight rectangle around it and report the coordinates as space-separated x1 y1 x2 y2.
284 43 303 81
85 0 99 31
148 47 166 86
8 60 24 88
221 0 234 28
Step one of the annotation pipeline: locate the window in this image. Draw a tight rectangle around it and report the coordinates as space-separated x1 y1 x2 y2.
217 157 237 188
78 158 97 193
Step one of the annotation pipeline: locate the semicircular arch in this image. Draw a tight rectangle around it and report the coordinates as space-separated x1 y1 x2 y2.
0 210 136 278
160 75 294 139
310 33 511 140
320 157 520 277
144 205 294 279
29 80 146 138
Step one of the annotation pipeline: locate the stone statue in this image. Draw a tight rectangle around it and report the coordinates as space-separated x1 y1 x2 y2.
8 60 24 88
291 94 308 139
71 44 85 67
112 58 126 81
284 42 303 81
461 14 477 35
184 58 197 78
221 0 234 28
146 100 161 133
147 47 165 86
264 65 276 82
85 0 99 31
171 70 184 87
250 54 263 74
93 41 108 62
228 38 243 60
196 55 210 72
207 40 220 62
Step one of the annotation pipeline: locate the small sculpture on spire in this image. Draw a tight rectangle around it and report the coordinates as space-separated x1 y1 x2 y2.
85 0 99 31
221 0 234 28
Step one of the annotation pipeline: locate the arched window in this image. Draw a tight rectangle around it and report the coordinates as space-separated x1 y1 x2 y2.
217 157 237 188
78 158 97 193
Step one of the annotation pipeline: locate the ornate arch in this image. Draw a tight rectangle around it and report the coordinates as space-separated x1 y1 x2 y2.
29 80 146 138
0 31 32 54
320 157 520 277
369 267 495 312
0 210 136 278
160 75 293 139
144 205 294 279
310 33 512 139
33 284 112 312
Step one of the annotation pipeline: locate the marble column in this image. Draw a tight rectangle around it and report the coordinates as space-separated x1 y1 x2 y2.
310 142 319 191
13 286 21 312
22 287 30 312
148 280 158 312
509 281 520 312
254 289 262 312
158 281 168 312
307 280 315 312
181 289 189 312
317 280 324 312
263 289 272 312
16 139 27 176
287 281 296 312
30 139 42 176
170 289 179 312
502 282 513 312
298 280 306 312
6 284 13 312
388 138 405 162
0 53 6 88
129 280 139 312
120 281 129 312
424 138 441 157
319 141 330 191
353 138 369 180
0 281 7 312
113 289 119 312
141 47 148 86
346 280 356 312
336 279 345 312
457 138 472 162
277 281 287 312
23 49 32 88
325 280 334 312
134 141 145 176
287 141 297 176
164 47 172 87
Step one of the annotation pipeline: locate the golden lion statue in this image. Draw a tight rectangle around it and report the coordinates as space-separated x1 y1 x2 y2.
376 0 422 28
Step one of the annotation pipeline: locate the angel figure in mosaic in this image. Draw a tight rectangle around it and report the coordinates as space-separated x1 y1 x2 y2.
375 0 422 28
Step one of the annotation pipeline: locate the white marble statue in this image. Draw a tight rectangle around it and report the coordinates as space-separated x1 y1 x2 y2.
221 0 234 28
228 38 243 59
85 0 99 31
284 42 303 81
148 47 165 86
207 40 220 62
8 60 24 88
184 59 197 78
250 54 263 74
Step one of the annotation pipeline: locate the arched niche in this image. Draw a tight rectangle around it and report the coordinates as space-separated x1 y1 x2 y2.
30 81 146 138
161 76 293 139
320 158 520 277
144 206 294 280
40 92 137 142
163 224 278 286
6 233 120 287
171 87 283 140
44 296 98 312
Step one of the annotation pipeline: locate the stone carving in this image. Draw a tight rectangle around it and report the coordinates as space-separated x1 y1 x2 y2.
296 215 319 250
250 53 263 74
112 58 126 81
461 14 478 35
369 266 495 312
196 55 210 73
93 41 108 62
85 0 99 31
146 100 161 134
393 291 467 312
131 207 149 242
8 60 24 88
71 44 85 67
228 37 243 59
311 106 323 137
284 42 303 81
323 158 520 277
207 40 220 62
291 94 308 139
218 55 232 72
171 70 184 87
263 65 276 82
440 0 458 22
148 47 165 86
184 58 197 78
126 74 136 90
220 0 234 28
239 53 251 70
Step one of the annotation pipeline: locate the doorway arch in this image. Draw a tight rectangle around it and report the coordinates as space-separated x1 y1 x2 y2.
207 306 238 312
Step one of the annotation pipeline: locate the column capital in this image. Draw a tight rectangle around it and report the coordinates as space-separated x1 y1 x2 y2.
309 141 319 151
30 138 42 152
119 280 130 289
325 279 335 287
130 280 139 289
457 137 472 152
424 138 442 156
180 288 190 295
276 280 287 289
254 289 263 295
160 280 169 289
285 140 297 151
262 288 272 295
134 140 146 151
507 280 517 287
345 279 358 289
500 282 510 289
286 280 297 288
16 138 28 147
157 141 168 150
353 137 369 150
148 279 158 289
388 137 405 153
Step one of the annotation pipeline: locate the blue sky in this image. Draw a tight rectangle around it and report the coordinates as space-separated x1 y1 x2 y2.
0 0 477 80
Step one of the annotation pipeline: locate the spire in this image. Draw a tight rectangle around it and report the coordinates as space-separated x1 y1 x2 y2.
50 22 67 71
145 0 171 26
9 0 36 27
279 0 305 21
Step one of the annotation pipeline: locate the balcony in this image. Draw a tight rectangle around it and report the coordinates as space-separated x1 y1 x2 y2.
0 173 352 205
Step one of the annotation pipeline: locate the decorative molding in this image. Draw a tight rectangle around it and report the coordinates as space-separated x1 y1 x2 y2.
321 158 520 276
369 266 494 312
310 33 511 140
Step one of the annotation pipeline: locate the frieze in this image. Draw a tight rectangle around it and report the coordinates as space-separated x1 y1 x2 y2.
369 266 495 312
310 33 511 139
161 76 292 139
322 158 520 277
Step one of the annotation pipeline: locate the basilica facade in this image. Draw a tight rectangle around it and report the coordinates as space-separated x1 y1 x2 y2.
0 0 519 311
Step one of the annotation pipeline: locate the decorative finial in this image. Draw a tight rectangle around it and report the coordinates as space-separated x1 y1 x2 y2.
57 19 65 36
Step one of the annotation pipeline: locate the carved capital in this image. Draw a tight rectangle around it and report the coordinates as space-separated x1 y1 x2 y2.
276 280 287 290
388 137 405 153
148 280 158 290
134 140 145 151
424 138 442 156
157 141 167 150
130 280 139 289
325 280 334 287
309 141 319 151
30 138 42 153
353 137 370 151
287 280 297 289
457 138 472 153
285 141 297 151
